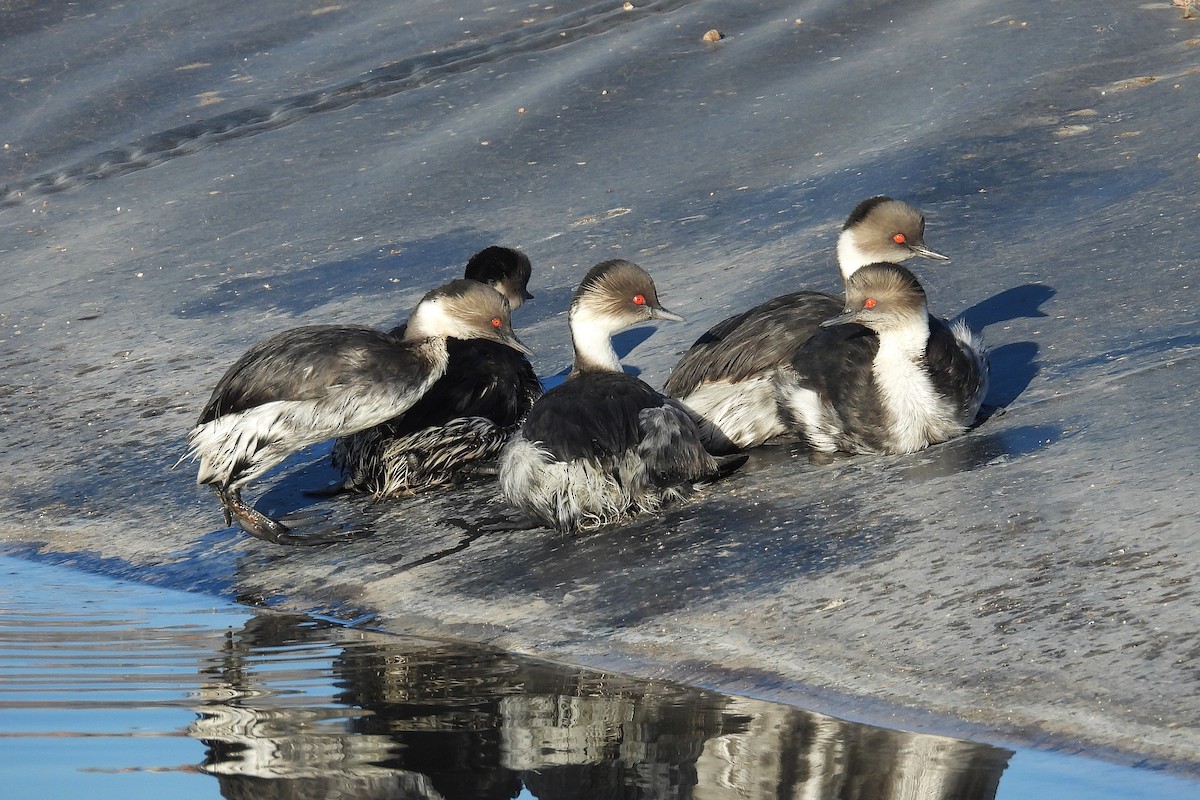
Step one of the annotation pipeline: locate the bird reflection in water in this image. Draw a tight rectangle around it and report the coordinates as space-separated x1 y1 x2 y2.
190 613 1011 799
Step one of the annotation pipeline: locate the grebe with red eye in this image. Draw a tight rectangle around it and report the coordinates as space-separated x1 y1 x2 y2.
663 196 951 453
182 279 532 545
329 246 542 498
775 262 988 455
499 259 745 534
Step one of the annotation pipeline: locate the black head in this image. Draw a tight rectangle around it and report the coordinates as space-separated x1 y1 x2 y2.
464 246 534 310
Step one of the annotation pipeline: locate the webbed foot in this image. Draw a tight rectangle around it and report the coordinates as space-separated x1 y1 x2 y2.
302 480 354 499
708 452 749 481
444 514 540 534
973 403 1006 426
214 486 370 546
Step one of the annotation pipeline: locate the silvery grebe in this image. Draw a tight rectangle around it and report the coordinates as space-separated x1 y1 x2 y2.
499 259 744 534
775 262 988 454
184 279 530 545
330 246 541 497
663 196 950 452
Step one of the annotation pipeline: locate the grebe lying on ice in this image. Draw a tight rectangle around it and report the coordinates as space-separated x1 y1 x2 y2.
185 279 529 545
331 246 541 497
664 196 951 452
499 259 744 534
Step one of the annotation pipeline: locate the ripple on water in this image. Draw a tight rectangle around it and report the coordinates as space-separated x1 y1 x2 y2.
0 555 1194 800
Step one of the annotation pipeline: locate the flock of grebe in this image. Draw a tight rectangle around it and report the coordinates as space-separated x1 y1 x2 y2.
183 197 989 544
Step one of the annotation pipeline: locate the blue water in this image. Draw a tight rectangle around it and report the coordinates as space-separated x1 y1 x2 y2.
1 555 1195 799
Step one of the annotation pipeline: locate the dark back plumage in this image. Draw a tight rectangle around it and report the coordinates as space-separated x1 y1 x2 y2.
926 317 989 420
784 322 886 448
198 326 421 424
663 292 843 396
375 338 540 435
521 371 666 462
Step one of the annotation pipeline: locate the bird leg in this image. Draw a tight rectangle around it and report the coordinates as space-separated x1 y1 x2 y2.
214 485 292 542
213 485 365 546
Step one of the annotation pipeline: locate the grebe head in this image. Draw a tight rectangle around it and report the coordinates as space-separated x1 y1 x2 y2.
570 259 683 336
837 196 949 281
822 263 929 333
407 279 532 355
465 246 534 311
566 260 682 374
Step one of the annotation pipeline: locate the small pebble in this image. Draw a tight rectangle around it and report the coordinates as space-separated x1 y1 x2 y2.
702 29 724 42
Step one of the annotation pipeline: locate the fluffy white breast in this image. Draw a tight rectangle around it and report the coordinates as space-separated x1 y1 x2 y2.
873 319 961 452
679 375 785 449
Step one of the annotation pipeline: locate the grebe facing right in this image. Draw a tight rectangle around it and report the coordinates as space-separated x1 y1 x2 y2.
184 279 530 545
499 259 743 534
663 196 949 453
331 246 541 497
775 262 988 455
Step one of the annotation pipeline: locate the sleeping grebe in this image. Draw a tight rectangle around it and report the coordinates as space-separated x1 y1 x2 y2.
663 196 950 452
330 246 541 497
775 263 988 454
499 259 744 534
184 279 530 545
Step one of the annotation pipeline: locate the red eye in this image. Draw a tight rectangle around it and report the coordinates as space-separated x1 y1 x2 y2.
863 298 877 309
491 317 503 328
892 233 907 244
632 294 646 306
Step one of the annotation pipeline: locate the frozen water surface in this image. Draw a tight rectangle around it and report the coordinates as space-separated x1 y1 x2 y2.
1 0 1198 787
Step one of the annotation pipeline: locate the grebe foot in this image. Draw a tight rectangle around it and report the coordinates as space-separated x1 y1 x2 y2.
972 403 1006 426
302 480 354 499
697 452 749 483
215 486 366 546
807 449 844 466
237 513 369 546
445 514 539 534
465 462 500 478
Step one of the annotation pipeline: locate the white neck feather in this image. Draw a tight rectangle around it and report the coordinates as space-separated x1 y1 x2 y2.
877 315 930 359
406 299 454 341
836 229 873 283
570 305 622 373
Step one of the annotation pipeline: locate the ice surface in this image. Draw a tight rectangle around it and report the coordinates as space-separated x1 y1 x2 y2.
1 0 1198 772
